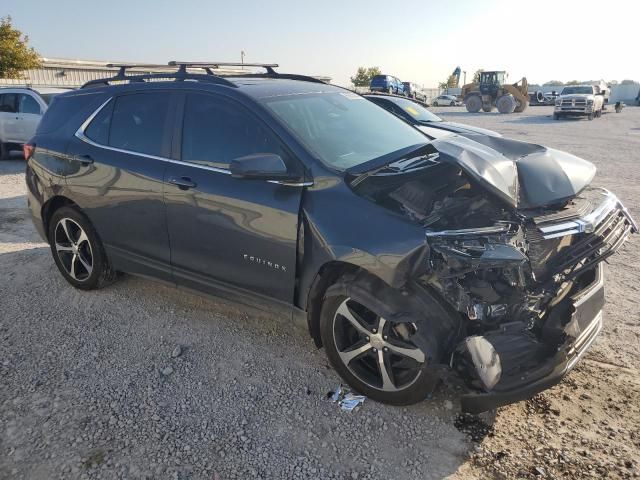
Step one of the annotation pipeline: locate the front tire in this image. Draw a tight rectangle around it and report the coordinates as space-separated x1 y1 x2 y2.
588 112 594 120
465 95 483 113
496 94 517 114
320 283 439 405
48 206 117 290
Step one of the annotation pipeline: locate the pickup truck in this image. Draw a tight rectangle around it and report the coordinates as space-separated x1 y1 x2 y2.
553 85 605 120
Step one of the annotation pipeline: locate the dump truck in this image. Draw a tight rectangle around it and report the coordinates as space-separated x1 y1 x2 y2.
461 71 529 113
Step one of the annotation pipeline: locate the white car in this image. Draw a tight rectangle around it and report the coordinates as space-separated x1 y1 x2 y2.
431 95 461 107
0 87 68 159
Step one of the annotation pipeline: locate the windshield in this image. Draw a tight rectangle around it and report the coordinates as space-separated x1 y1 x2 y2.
561 86 593 95
262 91 428 170
39 93 59 105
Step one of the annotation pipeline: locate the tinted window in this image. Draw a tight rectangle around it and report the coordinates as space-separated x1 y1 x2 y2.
40 93 60 105
382 96 442 123
85 100 113 145
263 91 427 170
182 93 287 169
0 93 17 113
109 93 170 157
18 94 41 114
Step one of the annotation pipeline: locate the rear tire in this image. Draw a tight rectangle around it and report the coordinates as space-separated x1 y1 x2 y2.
465 95 483 113
588 112 594 121
432 101 438 106
48 206 117 290
0 142 10 160
320 286 439 406
496 94 517 114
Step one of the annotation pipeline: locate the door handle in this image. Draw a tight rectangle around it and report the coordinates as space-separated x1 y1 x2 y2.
168 176 197 190
73 154 94 165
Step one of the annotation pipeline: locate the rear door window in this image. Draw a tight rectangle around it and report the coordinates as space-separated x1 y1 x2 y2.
108 93 171 157
18 94 41 114
181 93 289 169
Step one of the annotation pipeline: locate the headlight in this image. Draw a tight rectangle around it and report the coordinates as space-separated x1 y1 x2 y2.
587 99 594 105
555 99 562 106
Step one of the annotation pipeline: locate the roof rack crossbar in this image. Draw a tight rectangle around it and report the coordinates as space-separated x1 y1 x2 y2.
168 61 278 69
81 61 327 88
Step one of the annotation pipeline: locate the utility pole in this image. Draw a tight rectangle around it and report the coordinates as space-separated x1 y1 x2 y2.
241 50 245 69
463 70 467 85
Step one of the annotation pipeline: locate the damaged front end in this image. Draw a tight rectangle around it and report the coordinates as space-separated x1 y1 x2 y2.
424 187 636 413
351 142 637 413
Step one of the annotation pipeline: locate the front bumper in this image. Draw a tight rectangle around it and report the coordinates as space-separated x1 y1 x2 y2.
459 264 605 414
555 105 594 115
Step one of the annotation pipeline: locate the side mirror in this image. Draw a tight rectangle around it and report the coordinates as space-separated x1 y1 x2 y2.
230 153 297 181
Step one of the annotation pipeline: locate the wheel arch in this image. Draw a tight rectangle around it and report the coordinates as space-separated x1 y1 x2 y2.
41 195 80 241
304 260 363 348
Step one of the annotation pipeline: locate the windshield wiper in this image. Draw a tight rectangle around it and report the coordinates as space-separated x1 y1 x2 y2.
349 148 438 187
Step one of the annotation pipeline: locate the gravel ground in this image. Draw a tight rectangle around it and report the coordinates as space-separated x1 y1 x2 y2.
1 105 639 480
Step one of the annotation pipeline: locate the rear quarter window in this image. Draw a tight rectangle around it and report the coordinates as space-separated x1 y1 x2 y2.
36 92 106 135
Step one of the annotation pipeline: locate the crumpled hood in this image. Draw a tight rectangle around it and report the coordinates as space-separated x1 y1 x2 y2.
431 135 597 209
418 122 502 139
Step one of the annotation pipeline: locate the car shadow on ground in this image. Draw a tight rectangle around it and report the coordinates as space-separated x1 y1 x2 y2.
0 159 26 175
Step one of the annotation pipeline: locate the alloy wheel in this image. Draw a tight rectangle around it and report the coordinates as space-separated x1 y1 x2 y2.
332 297 425 392
54 218 93 281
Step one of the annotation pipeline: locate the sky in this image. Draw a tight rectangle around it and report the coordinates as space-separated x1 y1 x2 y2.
3 0 638 88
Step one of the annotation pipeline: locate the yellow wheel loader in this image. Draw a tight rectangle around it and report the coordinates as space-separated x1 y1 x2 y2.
461 71 529 114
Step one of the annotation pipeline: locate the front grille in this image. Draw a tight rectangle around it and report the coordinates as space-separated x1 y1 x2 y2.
525 189 636 282
561 99 587 106
528 207 633 282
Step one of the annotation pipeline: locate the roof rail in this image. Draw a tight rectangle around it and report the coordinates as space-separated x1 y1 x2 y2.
81 62 238 89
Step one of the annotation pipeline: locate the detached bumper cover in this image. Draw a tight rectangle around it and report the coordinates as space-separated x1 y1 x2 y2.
460 264 605 414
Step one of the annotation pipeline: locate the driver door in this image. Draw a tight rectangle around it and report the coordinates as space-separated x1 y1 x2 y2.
164 92 304 306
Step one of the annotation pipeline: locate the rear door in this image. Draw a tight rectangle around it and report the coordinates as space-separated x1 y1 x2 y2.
164 91 304 305
16 93 44 143
66 90 176 281
0 92 20 143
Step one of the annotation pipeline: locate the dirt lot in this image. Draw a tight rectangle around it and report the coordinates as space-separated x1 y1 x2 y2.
1 105 639 480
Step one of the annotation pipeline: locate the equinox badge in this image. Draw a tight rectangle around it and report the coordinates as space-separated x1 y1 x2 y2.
242 254 287 272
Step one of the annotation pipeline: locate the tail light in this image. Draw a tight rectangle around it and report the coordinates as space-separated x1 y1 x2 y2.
23 143 35 161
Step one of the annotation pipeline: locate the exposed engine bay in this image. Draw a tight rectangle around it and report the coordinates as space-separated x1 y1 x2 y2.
352 155 637 408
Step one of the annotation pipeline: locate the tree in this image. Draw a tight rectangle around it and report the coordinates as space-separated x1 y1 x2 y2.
0 16 40 79
543 80 564 86
438 81 448 90
565 80 581 85
350 66 382 87
472 69 484 83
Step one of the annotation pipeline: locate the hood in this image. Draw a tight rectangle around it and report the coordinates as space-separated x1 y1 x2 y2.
431 135 596 209
558 94 594 100
423 121 502 138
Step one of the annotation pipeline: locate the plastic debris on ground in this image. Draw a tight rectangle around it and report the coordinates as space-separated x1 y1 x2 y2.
326 384 366 412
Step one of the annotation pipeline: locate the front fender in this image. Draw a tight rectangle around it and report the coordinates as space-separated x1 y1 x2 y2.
295 176 429 311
